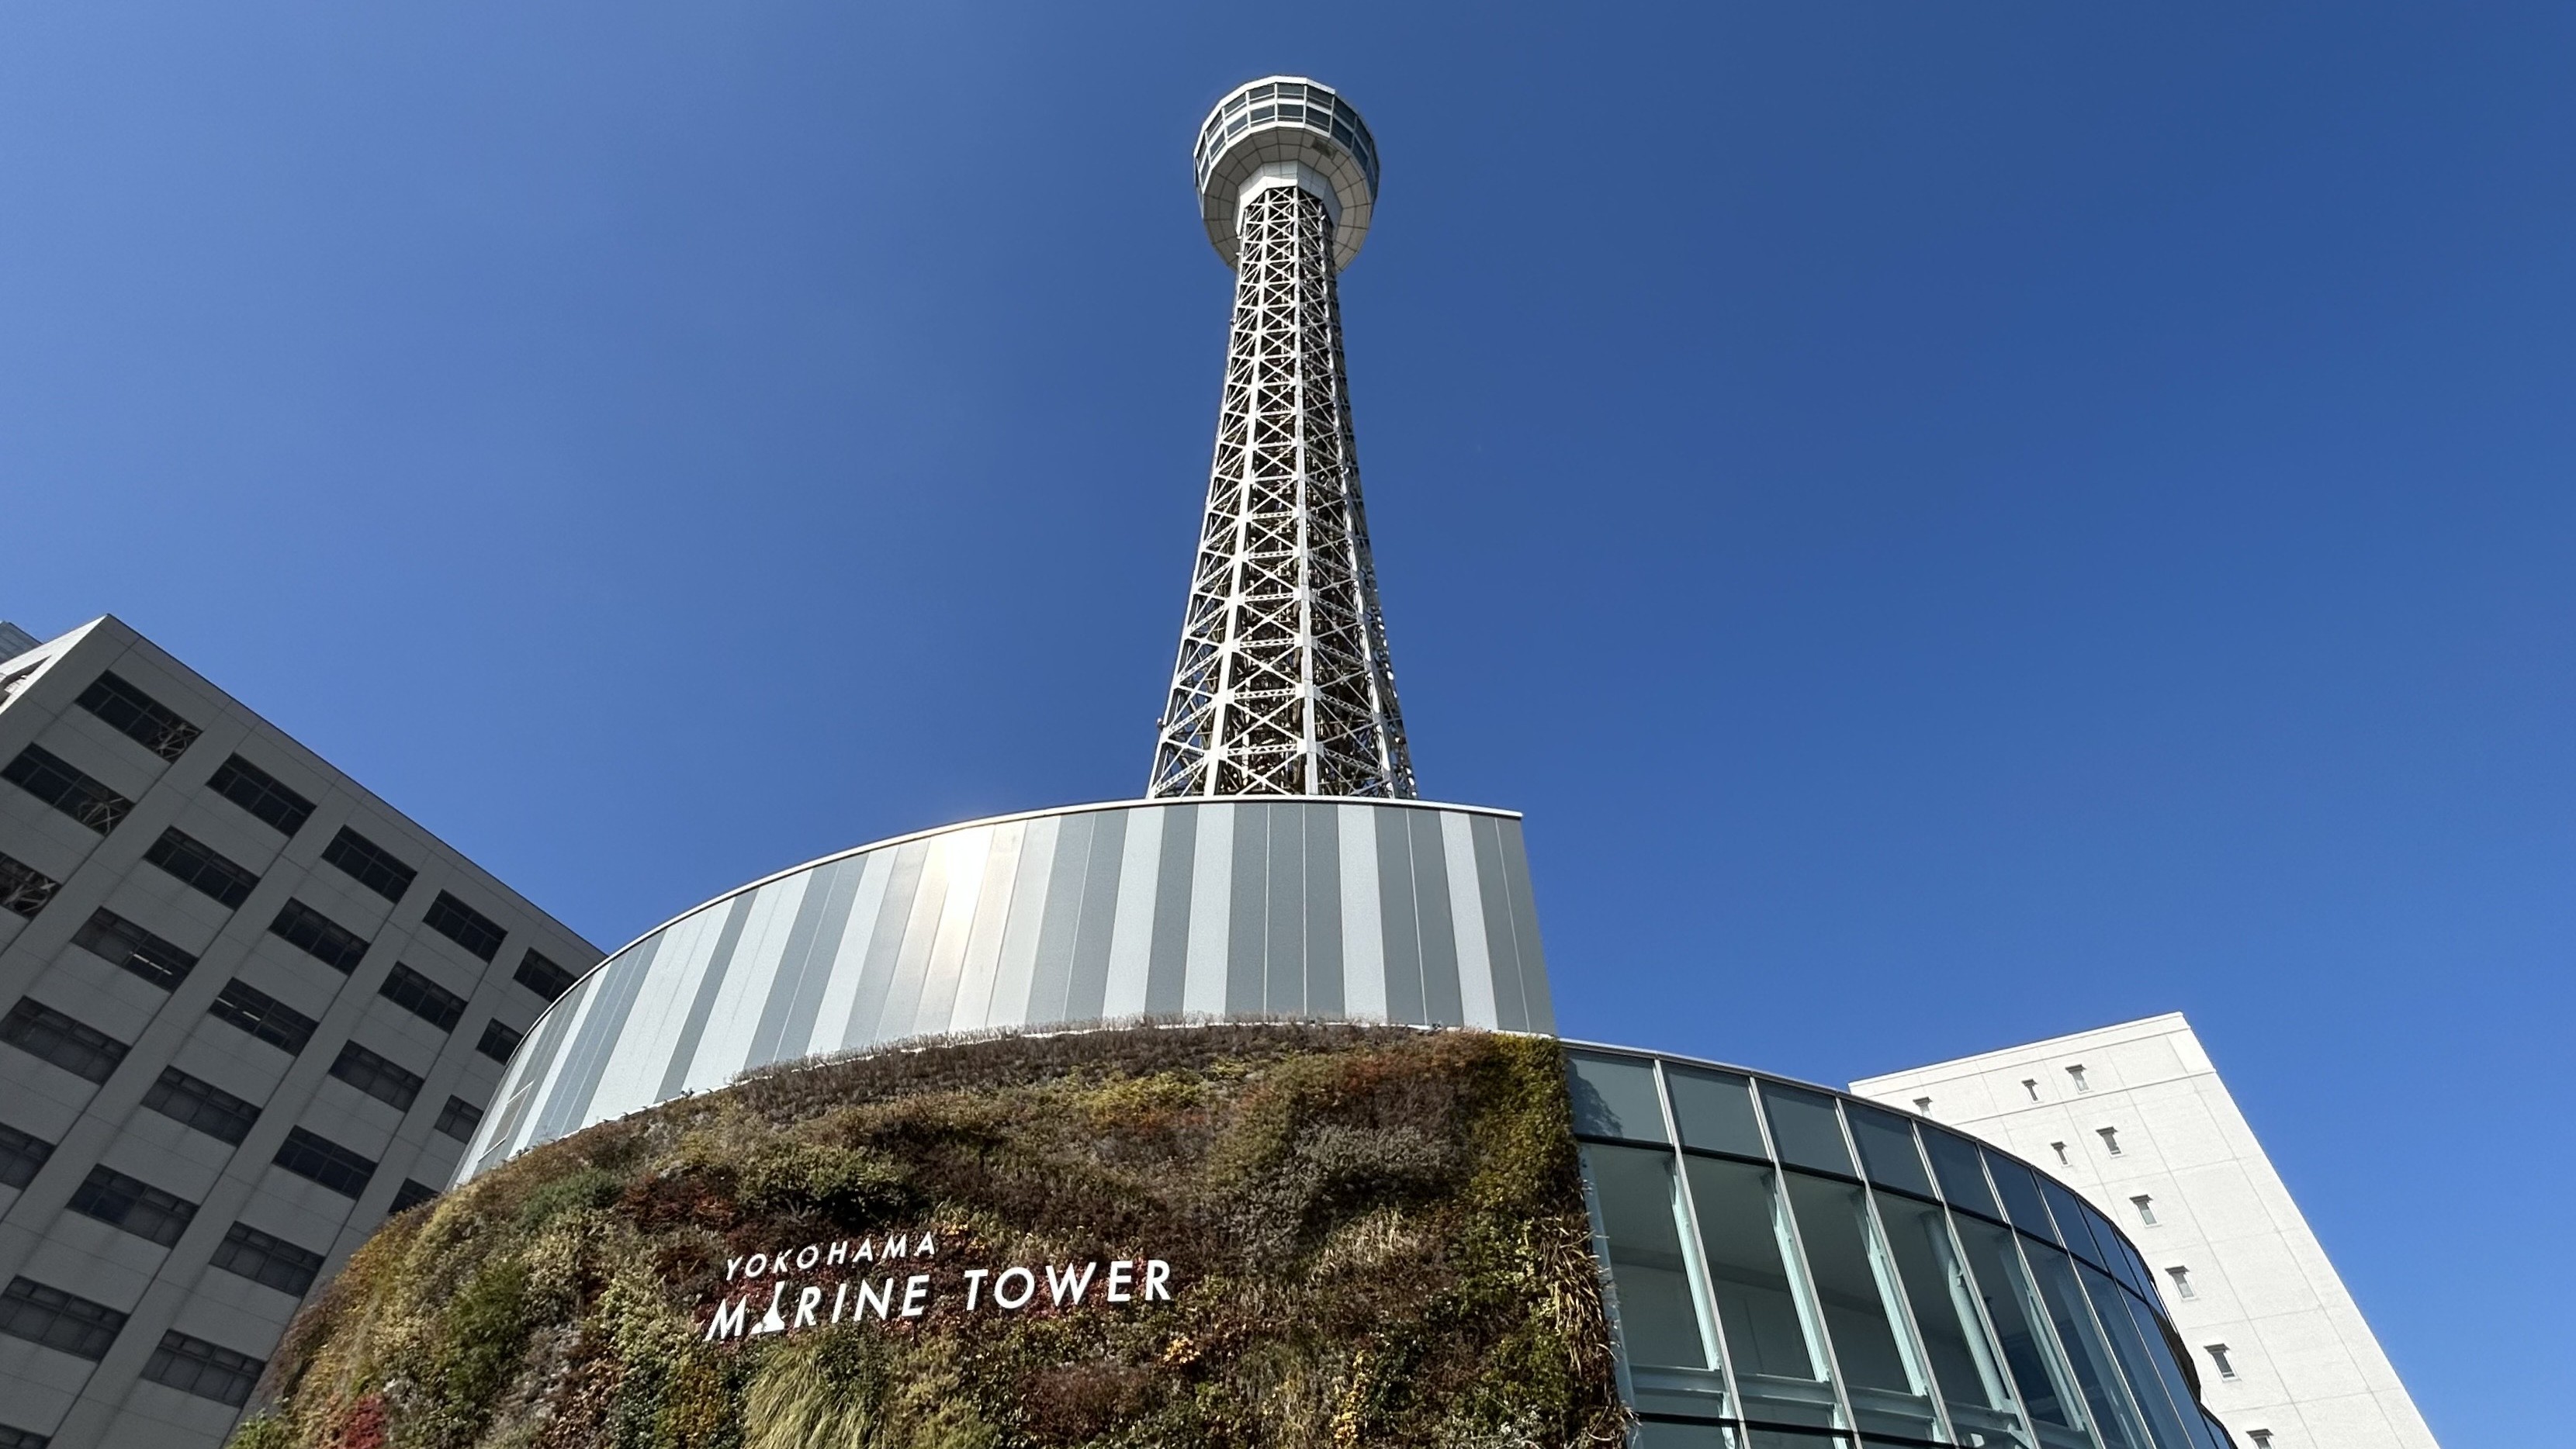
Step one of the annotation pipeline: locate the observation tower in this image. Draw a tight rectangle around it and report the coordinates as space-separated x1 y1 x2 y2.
1148 77 1415 800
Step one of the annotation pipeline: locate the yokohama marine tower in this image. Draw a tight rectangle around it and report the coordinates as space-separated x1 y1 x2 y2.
1148 77 1416 801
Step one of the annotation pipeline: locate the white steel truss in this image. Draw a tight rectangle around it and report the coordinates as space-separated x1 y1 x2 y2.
1148 182 1415 799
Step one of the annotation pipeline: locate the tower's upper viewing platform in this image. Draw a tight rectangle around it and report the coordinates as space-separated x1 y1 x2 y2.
1194 76 1380 271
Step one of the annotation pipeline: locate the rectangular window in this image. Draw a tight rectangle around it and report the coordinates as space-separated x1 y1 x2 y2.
144 828 259 908
390 1178 438 1214
2206 1344 2237 1379
71 908 198 991
424 890 507 961
0 1276 127 1360
143 1330 265 1407
142 1067 261 1145
0 998 128 1084
476 1018 525 1063
68 1165 198 1247
206 754 314 836
74 673 199 761
2065 1064 2090 1092
0 1122 55 1189
0 851 60 920
1566 1052 1667 1143
321 827 416 904
379 963 466 1032
268 899 370 973
2021 1077 2041 1101
272 1127 376 1198
209 1221 325 1296
328 1041 423 1112
2131 1194 2156 1226
3 745 134 834
2050 1141 2069 1165
2166 1265 2196 1299
209 978 317 1053
2248 1432 2273 1448
514 949 577 1003
434 1095 483 1141
1912 1095 1933 1113
2097 1126 2123 1157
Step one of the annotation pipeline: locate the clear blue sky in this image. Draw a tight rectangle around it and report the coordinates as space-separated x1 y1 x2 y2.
3 5 2563 1436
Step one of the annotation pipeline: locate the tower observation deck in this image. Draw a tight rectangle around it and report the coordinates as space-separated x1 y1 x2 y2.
1148 77 1416 800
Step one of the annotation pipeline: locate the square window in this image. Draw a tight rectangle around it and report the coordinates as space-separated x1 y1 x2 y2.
434 1095 483 1141
476 1018 525 1064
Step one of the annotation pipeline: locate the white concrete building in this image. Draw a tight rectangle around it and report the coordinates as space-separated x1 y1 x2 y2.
1851 1015 2437 1449
0 617 600 1449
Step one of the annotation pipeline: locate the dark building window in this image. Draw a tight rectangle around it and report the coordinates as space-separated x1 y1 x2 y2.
0 998 128 1084
0 852 59 920
433 1095 483 1141
142 1068 261 1146
210 1222 324 1296
74 673 199 762
273 1127 375 1198
390 1179 439 1214
71 908 197 991
0 1122 55 1189
206 754 313 836
476 1018 525 1063
0 1423 49 1449
3 745 133 835
424 890 506 962
68 1166 197 1247
268 899 370 973
0 1277 127 1361
144 828 258 908
379 963 466 1032
209 978 317 1054
143 1330 265 1407
328 1041 423 1112
321 827 416 904
514 949 577 1003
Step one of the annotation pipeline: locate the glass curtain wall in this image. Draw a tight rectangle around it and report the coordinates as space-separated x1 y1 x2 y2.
1567 1048 2235 1449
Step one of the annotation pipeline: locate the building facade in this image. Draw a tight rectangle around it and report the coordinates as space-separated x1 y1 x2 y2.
1851 1015 2437 1449
0 617 601 1449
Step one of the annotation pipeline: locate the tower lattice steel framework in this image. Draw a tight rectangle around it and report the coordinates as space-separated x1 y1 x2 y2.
1148 77 1416 801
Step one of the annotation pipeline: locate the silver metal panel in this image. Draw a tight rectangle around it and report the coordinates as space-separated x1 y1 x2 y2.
458 798 1546 1181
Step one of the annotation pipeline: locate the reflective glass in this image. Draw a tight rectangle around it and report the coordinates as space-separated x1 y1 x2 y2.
1845 1105 1934 1197
1951 1217 2090 1438
1569 1053 1669 1143
2042 1179 2114 1271
2086 1208 2152 1299
2079 1267 2200 1449
2025 1243 2154 1449
1781 1173 1940 1440
1983 1150 2056 1239
1670 1066 1768 1157
1921 1129 2001 1219
1873 1192 2033 1448
1582 1145 1719 1376
1636 1423 1736 1449
1682 1156 1840 1428
1761 1083 1856 1176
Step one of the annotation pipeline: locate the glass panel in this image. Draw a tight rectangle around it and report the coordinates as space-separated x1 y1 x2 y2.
1845 1106 1934 1197
2025 1243 2154 1449
1568 1053 1668 1143
1783 1173 1940 1441
1761 1083 1855 1175
1581 1145 1719 1372
2080 1267 2202 1449
1683 1156 1841 1429
1874 1191 2034 1448
1952 1216 2096 1445
1747 1432 1848 1449
1671 1066 1768 1157
2041 1179 2112 1271
1983 1150 2055 1238
1637 1423 1738 1449
2084 1207 2152 1299
1921 1129 2001 1218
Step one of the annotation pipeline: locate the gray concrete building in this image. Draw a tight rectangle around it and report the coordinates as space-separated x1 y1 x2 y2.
0 616 600 1449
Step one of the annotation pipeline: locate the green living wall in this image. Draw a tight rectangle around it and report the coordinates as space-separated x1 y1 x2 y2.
233 1024 1624 1449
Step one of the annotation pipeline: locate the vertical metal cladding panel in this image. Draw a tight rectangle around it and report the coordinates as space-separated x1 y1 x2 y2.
459 798 1549 1181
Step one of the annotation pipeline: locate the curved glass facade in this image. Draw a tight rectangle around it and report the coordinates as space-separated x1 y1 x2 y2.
1568 1046 2235 1449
